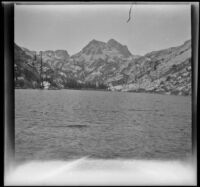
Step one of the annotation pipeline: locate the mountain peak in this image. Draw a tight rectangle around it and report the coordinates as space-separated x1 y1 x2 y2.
107 38 120 45
107 39 132 57
89 39 105 45
91 39 99 42
80 39 106 55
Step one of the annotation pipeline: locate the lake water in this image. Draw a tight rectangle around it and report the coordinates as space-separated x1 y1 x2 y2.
15 89 192 162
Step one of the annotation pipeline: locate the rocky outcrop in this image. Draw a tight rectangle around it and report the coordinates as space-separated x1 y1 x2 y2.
15 44 40 88
112 40 192 96
14 39 191 95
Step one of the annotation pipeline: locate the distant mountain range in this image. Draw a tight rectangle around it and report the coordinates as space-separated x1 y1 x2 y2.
14 38 191 95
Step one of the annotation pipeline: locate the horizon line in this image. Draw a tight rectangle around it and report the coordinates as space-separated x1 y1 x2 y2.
14 37 191 57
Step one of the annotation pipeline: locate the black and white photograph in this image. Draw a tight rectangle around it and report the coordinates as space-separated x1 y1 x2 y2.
4 2 198 186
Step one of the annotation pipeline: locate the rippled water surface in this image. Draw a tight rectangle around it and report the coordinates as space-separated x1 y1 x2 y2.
15 89 192 161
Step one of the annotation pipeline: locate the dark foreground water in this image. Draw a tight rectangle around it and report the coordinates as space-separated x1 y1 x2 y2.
15 89 192 162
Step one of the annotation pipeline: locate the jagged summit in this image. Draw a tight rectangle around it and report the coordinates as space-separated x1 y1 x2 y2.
86 39 106 48
107 38 132 57
76 38 132 58
90 39 105 44
107 38 121 46
79 39 106 54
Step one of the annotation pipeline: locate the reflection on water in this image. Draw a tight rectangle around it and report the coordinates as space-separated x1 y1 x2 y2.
15 89 192 162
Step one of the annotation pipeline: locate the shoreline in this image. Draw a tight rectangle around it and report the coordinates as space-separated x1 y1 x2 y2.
14 88 191 96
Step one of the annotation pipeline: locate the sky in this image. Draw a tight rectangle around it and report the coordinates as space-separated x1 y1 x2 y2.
15 4 191 56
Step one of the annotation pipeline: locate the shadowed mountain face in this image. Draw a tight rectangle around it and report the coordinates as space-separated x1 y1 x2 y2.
14 39 191 95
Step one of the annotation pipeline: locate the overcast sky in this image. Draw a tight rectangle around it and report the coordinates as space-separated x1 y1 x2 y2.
15 4 191 56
